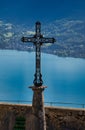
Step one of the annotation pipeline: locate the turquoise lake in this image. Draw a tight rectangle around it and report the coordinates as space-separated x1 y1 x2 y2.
0 50 85 108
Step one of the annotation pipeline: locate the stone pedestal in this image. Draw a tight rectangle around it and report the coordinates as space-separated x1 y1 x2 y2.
29 86 47 130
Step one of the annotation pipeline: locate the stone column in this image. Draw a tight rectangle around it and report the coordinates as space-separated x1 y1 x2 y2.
29 86 47 130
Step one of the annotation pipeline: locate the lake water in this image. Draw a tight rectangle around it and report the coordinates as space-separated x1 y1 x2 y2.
0 50 85 108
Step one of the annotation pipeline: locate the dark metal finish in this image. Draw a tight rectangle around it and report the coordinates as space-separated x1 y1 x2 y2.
21 21 56 87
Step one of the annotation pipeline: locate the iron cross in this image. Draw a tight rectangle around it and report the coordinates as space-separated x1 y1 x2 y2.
21 21 56 87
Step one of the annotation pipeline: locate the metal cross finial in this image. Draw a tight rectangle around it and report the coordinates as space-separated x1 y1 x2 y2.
21 21 56 87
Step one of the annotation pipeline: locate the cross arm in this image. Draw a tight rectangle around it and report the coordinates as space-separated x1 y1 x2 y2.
21 37 36 43
40 37 56 43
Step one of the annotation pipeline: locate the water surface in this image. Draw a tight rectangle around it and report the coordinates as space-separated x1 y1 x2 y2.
0 50 85 107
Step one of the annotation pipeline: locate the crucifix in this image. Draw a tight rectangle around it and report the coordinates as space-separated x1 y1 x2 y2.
21 21 56 130
21 21 55 87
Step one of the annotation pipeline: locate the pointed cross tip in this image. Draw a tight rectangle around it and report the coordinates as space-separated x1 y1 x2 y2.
36 21 41 25
21 37 24 42
53 38 56 43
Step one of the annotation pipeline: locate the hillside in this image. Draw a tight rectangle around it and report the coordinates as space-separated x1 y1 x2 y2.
0 19 85 58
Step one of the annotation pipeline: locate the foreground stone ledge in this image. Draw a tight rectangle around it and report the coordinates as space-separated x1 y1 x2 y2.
0 103 85 130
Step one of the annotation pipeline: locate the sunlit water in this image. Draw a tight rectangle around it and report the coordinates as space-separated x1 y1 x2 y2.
0 50 85 108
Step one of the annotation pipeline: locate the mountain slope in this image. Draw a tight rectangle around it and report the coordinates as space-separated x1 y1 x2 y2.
0 19 85 58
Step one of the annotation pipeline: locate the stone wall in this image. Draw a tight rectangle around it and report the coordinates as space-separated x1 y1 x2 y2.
46 107 85 130
0 103 85 130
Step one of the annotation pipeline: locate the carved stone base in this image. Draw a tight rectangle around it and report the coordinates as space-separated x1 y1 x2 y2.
29 86 47 130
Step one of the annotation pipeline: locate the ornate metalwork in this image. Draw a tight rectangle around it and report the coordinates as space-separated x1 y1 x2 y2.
21 21 56 87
